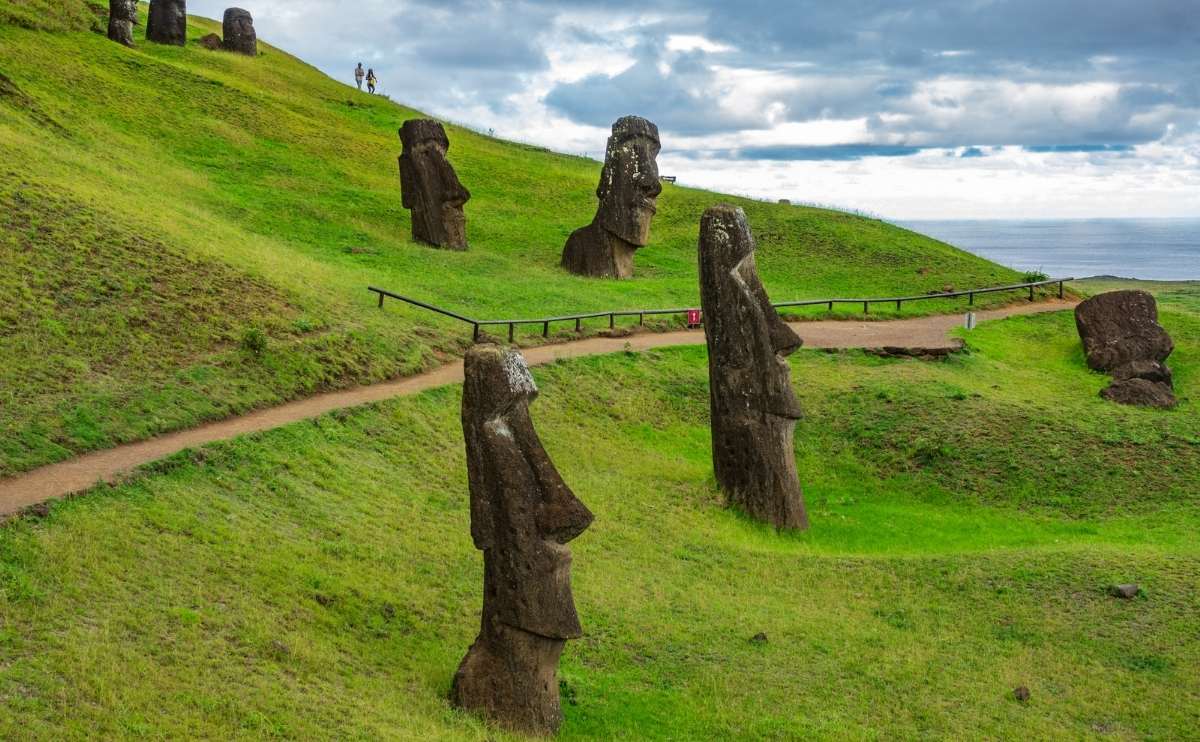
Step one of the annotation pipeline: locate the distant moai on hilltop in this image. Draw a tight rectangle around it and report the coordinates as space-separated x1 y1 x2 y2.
107 0 138 47
222 8 257 55
561 115 662 279
1075 290 1177 408
451 344 594 735
146 0 186 46
699 205 809 530
398 119 471 250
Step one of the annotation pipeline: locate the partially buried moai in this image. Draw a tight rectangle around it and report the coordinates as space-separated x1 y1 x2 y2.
107 0 138 47
398 119 471 250
222 8 257 56
699 205 808 530
1075 290 1177 408
561 116 662 278
146 0 186 46
452 344 594 736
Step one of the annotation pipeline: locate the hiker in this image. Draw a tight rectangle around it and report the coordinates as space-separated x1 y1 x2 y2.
366 68 378 94
354 63 365 90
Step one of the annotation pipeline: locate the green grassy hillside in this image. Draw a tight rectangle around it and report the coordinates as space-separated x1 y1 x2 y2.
0 289 1195 740
0 3 1029 477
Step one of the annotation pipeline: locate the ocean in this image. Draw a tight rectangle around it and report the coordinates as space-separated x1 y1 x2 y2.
900 219 1200 281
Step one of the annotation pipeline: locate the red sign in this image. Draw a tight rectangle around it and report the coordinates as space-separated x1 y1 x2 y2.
686 309 702 327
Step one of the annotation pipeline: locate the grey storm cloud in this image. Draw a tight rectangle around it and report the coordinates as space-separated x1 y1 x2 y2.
539 0 1200 157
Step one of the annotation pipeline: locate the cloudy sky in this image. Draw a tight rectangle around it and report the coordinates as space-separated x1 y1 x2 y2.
191 0 1200 219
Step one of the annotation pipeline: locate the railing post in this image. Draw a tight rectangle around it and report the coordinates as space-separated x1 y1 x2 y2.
543 321 549 338
472 324 480 343
508 323 514 343
639 312 644 326
895 299 901 312
1058 281 1064 299
575 317 581 333
609 313 615 329
863 301 869 314
1028 285 1034 302
969 292 974 306
377 291 385 309
828 301 833 312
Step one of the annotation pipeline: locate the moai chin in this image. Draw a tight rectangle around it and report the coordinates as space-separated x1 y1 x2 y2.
107 0 138 47
398 119 471 250
561 115 662 278
698 205 809 530
452 344 594 736
222 8 257 56
146 0 186 46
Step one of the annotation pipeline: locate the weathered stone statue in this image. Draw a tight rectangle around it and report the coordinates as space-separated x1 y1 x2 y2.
561 116 662 278
452 344 594 735
699 205 808 530
107 0 138 47
222 8 257 55
398 119 471 250
1075 290 1176 407
146 0 186 46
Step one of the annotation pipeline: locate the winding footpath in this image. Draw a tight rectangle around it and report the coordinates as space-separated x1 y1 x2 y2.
0 300 1075 517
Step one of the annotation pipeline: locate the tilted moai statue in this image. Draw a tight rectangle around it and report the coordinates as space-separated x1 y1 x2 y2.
561 116 662 278
398 119 471 250
452 344 594 735
1075 290 1177 408
146 0 186 46
107 0 138 47
699 205 808 530
222 8 257 55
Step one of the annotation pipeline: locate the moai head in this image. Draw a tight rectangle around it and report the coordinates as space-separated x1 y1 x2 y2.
462 344 593 639
399 119 471 250
595 115 662 246
107 0 138 47
700 205 803 421
699 205 807 530
222 8 257 56
146 0 186 46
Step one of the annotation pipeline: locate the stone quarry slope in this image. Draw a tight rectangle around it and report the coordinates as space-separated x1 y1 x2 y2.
0 5 1024 479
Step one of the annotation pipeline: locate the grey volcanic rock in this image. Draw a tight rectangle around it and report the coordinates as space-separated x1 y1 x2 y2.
699 205 808 530
146 0 186 46
1108 583 1140 599
562 116 661 278
1075 291 1176 407
107 0 138 47
199 33 222 50
222 8 257 55
399 119 471 250
451 344 593 735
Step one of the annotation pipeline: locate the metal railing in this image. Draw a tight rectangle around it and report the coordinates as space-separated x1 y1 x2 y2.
369 277 1072 343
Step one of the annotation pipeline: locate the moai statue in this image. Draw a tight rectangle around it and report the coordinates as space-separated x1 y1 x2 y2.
146 0 186 46
561 116 662 278
107 0 138 47
398 119 471 250
1075 290 1177 407
698 205 808 530
222 8 257 55
452 344 594 735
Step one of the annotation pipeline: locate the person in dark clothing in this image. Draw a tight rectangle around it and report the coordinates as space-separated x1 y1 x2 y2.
354 63 365 90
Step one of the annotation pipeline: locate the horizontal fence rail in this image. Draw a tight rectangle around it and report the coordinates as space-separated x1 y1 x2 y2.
369 277 1072 343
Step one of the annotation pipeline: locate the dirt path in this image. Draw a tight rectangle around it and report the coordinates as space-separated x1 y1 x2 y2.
0 300 1075 516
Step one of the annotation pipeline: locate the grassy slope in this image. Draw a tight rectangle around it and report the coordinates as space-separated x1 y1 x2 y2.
0 291 1195 739
0 3 1027 477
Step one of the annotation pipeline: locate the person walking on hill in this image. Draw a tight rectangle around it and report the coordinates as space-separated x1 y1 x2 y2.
366 68 378 94
354 63 365 90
